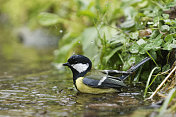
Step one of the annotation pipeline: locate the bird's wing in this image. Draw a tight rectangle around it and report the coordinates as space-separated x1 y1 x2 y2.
82 57 151 88
83 70 126 88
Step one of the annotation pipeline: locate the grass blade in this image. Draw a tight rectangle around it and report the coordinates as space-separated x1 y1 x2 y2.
144 67 160 98
147 66 176 100
146 51 158 66
159 88 176 116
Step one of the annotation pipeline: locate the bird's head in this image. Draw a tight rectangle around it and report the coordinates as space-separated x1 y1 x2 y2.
63 55 92 79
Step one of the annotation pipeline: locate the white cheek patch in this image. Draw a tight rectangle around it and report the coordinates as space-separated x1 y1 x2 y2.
72 63 89 73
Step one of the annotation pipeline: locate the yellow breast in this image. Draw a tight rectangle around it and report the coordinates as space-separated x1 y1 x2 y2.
75 77 117 94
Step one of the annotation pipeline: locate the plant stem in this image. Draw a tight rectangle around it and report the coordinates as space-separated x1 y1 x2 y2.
147 65 176 100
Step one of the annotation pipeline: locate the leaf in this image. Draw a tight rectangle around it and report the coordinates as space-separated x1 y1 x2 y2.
143 43 154 51
138 44 147 54
164 34 174 42
123 6 137 19
108 33 127 49
120 19 135 28
150 30 160 39
123 56 136 71
129 42 140 53
162 64 170 72
162 14 169 19
155 33 163 40
137 39 146 45
130 31 139 40
160 25 170 32
109 33 127 44
163 42 176 50
164 19 171 25
136 39 148 54
144 34 163 51
54 37 80 63
38 12 63 26
78 10 96 18
81 27 99 59
104 46 123 63
162 34 175 50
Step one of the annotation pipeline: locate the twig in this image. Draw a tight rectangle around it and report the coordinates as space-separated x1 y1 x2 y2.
153 69 170 76
157 92 167 98
147 65 176 100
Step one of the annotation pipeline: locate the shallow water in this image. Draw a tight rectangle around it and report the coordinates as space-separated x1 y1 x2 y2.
0 74 148 116
0 27 151 117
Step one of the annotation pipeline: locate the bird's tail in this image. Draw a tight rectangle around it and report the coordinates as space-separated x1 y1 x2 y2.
120 57 151 80
127 57 151 73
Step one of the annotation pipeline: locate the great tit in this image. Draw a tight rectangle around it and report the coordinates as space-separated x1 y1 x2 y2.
63 55 150 94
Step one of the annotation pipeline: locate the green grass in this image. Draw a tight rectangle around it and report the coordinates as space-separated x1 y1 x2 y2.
144 67 160 98
159 88 176 116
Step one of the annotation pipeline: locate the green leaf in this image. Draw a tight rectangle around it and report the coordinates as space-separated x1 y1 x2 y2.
123 56 136 71
144 34 163 51
150 30 160 39
162 64 170 72
144 43 154 51
78 10 96 18
160 25 170 32
120 20 135 28
162 14 169 19
108 33 127 49
155 33 163 40
137 39 146 45
104 46 122 64
138 44 147 54
55 37 80 63
164 19 171 25
81 27 99 59
129 42 140 53
162 34 175 50
38 12 63 26
164 34 174 42
130 31 139 40
163 42 176 50
109 33 128 44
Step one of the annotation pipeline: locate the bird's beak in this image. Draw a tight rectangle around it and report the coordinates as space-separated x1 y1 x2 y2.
63 62 70 67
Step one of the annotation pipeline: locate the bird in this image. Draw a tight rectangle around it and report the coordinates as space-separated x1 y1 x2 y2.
63 55 150 94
